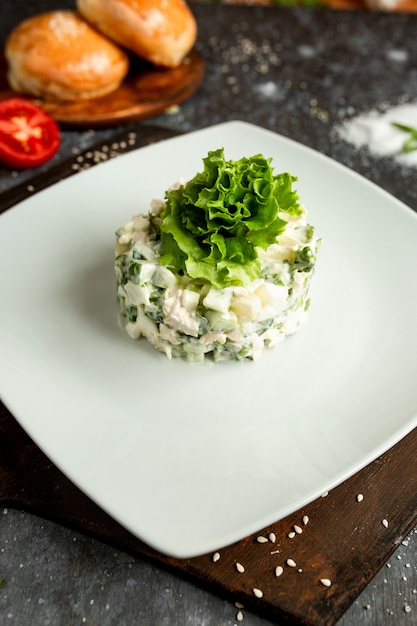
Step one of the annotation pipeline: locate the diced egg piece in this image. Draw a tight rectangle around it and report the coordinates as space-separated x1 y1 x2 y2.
120 282 150 306
255 282 288 321
230 287 262 322
138 262 156 285
182 289 200 311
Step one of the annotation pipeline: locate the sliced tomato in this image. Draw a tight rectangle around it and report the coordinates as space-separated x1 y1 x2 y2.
0 98 60 170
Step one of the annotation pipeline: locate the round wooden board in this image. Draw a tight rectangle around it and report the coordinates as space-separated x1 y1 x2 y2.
0 50 204 128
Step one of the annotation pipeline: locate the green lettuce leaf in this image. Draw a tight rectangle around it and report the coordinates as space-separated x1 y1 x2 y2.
159 148 301 288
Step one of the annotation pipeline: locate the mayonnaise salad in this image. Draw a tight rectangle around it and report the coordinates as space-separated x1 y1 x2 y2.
115 149 320 362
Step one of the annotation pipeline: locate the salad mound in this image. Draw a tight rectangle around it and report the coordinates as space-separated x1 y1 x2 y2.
115 149 320 362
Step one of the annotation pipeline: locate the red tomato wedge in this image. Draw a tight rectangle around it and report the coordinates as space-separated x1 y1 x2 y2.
0 98 60 170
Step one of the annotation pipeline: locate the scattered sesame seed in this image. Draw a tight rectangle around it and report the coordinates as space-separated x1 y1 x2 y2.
166 104 180 115
212 552 220 562
288 532 296 539
235 562 245 573
236 609 244 621
294 525 303 535
270 549 280 555
365 604 371 610
253 588 263 598
287 558 297 568
302 515 309 525
235 602 244 609
382 519 389 528
404 605 412 613
257 536 268 543
275 565 284 577
269 532 276 543
27 185 35 192
320 578 332 587
356 493 364 502
321 492 329 498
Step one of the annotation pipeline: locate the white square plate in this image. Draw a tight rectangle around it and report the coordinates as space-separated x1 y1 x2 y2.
1 121 417 558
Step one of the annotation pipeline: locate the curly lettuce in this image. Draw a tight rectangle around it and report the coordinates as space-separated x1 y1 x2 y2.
159 148 301 289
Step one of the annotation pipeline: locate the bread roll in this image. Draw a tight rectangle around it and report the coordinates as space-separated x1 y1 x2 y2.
5 11 130 101
77 0 197 68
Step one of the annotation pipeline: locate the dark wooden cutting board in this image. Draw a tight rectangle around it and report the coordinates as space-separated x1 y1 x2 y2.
1 128 417 626
2 404 417 626
0 50 204 128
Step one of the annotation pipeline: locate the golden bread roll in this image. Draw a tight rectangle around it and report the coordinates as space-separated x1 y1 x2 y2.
77 0 197 68
5 11 130 101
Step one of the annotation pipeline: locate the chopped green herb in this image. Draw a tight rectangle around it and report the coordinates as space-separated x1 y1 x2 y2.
391 122 417 153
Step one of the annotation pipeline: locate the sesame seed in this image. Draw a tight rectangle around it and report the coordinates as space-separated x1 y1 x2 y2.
27 185 35 192
269 532 276 543
302 515 309 525
212 552 220 562
236 610 244 621
235 602 244 609
275 565 284 577
253 588 263 598
288 531 296 539
320 578 332 587
287 558 297 568
294 525 303 535
257 536 268 543
321 491 329 498
382 519 389 528
356 493 364 502
235 562 245 573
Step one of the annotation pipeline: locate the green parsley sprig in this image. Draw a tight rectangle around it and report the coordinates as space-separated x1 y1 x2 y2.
391 122 417 153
